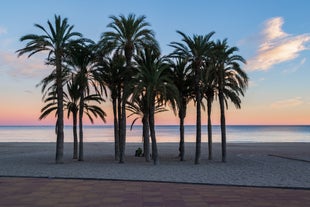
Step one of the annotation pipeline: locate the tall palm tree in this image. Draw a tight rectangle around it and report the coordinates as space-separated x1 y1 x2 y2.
96 53 125 160
132 47 178 165
169 58 194 161
17 15 83 163
209 39 248 162
66 42 106 161
170 31 214 164
101 13 158 163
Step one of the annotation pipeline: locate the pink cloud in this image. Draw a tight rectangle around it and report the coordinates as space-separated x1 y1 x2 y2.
246 17 310 71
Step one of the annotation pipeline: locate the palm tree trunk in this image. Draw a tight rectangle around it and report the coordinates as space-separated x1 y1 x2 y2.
142 114 150 162
112 96 119 161
207 97 212 160
219 65 227 163
78 93 84 161
149 102 159 165
194 67 201 165
119 91 126 163
117 87 122 163
219 91 226 162
179 115 185 161
178 99 186 161
73 112 78 159
55 55 64 164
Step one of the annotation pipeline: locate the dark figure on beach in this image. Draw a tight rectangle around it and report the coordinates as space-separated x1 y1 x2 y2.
135 147 143 157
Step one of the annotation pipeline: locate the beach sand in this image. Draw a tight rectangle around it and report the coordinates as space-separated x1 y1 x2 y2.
0 142 309 188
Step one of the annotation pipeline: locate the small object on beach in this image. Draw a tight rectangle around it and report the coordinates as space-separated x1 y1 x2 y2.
135 147 143 157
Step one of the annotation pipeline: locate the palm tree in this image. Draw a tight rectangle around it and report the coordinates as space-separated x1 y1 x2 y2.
132 47 178 165
170 31 214 164
38 80 79 159
127 93 167 162
38 71 105 160
37 64 79 159
66 42 106 161
209 39 248 162
127 94 151 162
96 53 125 160
169 58 194 161
206 85 216 161
66 82 107 161
101 13 158 163
66 80 80 159
17 15 83 163
201 66 217 160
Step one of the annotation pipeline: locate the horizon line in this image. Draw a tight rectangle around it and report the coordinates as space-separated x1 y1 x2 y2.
0 124 309 127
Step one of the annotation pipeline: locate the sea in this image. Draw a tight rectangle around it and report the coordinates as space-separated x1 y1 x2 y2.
0 125 309 143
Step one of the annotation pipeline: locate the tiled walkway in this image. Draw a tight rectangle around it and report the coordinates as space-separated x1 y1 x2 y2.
0 177 309 207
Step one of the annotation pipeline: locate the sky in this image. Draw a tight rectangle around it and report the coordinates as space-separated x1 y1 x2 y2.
0 0 310 126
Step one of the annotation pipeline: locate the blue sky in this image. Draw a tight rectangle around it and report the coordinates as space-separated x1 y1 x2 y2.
0 0 310 125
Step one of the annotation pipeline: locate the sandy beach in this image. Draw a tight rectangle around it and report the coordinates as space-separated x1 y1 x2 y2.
0 142 309 188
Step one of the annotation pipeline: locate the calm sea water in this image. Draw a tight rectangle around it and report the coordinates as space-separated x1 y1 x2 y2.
0 125 309 143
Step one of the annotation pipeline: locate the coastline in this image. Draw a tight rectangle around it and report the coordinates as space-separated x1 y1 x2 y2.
0 142 309 188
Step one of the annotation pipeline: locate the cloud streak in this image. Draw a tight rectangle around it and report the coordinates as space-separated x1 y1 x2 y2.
270 97 303 109
246 17 310 71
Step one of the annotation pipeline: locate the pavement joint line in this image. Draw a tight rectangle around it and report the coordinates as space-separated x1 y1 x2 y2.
268 154 310 163
1 175 309 191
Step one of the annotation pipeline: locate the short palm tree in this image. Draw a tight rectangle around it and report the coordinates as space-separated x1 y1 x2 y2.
66 80 80 159
127 93 167 162
101 13 158 163
38 70 105 160
66 80 107 161
209 39 248 162
38 79 79 159
17 15 83 163
127 94 151 162
169 58 194 161
170 30 214 164
131 47 178 165
201 67 217 160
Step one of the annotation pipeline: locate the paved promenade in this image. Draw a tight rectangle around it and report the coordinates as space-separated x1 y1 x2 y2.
0 177 309 207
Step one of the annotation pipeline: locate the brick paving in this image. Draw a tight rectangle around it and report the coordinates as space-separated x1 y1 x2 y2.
0 177 309 207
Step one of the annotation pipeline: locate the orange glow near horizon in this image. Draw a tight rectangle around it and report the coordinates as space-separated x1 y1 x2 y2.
1 100 309 126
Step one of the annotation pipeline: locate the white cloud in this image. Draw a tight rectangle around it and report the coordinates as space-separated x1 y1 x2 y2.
270 97 303 109
0 26 7 35
246 17 310 71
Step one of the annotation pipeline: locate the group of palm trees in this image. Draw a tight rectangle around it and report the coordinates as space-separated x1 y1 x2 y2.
17 14 248 165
